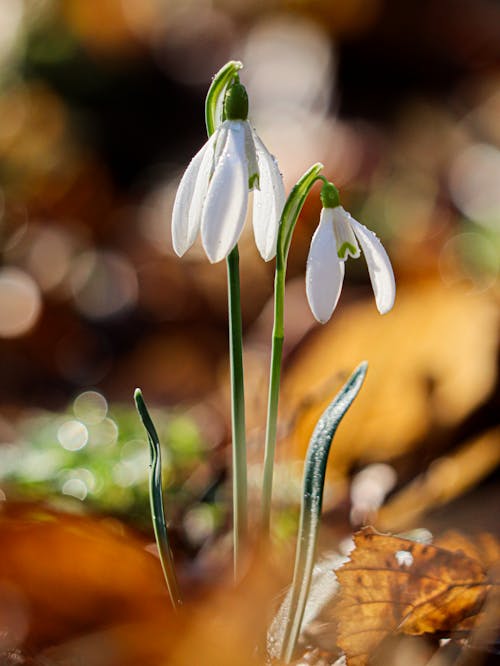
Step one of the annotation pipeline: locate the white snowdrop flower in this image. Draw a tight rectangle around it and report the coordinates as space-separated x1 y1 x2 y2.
172 83 285 263
306 182 395 323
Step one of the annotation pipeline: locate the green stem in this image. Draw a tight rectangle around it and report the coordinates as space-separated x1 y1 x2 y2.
226 245 247 578
205 62 248 579
260 163 324 536
261 254 285 532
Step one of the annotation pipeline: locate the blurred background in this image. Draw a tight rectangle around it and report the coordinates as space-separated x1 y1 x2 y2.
0 0 499 606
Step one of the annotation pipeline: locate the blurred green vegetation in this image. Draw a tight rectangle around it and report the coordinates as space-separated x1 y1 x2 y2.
0 391 223 535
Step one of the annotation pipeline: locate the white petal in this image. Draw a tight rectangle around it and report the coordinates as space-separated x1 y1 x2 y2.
171 140 210 256
306 209 345 323
332 206 360 260
251 128 286 261
201 121 249 263
349 216 396 314
187 129 221 241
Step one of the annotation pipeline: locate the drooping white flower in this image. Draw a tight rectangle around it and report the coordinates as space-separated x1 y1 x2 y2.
171 86 285 264
306 204 396 323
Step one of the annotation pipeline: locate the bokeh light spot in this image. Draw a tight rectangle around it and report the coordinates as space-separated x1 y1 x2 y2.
0 0 24 63
439 232 498 292
57 419 89 451
88 417 118 447
73 390 108 425
112 461 136 488
70 250 138 320
449 143 500 228
61 477 88 501
183 503 217 546
26 226 74 292
0 267 42 338
243 14 333 118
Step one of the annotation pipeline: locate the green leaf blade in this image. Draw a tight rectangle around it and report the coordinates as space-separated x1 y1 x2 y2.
134 389 182 610
279 361 368 662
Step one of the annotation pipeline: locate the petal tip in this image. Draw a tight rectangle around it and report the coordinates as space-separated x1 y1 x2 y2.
376 293 396 315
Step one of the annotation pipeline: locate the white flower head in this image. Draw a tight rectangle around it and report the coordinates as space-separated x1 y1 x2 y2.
172 82 285 263
306 182 395 323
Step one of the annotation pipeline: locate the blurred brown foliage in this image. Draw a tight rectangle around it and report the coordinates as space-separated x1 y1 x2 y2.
0 503 286 666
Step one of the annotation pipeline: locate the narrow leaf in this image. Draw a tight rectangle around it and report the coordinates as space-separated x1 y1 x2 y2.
205 60 243 137
279 362 368 662
134 389 182 610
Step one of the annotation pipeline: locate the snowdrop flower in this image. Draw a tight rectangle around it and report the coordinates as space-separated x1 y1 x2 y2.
172 82 285 263
306 182 395 323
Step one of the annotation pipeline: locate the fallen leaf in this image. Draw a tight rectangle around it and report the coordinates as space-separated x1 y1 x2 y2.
282 280 498 478
334 527 499 666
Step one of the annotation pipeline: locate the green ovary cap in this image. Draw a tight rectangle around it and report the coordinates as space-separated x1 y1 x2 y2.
224 83 249 121
320 182 340 208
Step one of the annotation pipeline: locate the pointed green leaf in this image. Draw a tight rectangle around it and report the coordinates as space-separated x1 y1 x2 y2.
134 389 182 610
279 362 368 662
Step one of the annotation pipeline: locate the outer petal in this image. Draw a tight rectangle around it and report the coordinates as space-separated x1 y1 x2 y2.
201 121 249 263
251 128 286 261
349 216 396 314
306 209 345 324
187 129 221 241
171 139 211 256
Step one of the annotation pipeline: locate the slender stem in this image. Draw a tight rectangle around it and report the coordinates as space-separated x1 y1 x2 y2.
226 245 247 579
260 163 324 537
261 253 285 533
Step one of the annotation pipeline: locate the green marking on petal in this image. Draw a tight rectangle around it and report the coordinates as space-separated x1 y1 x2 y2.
248 172 259 190
337 242 358 260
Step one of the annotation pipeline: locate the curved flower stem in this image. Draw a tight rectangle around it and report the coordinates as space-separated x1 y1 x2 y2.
261 254 284 533
261 163 324 536
227 245 248 579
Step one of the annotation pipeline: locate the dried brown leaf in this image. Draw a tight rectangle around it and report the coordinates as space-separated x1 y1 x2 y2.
335 527 499 666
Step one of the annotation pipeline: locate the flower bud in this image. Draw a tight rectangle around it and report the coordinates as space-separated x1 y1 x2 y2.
320 181 340 208
224 83 249 121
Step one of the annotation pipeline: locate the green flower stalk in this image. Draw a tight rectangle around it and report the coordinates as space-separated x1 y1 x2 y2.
171 61 285 577
261 163 324 534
